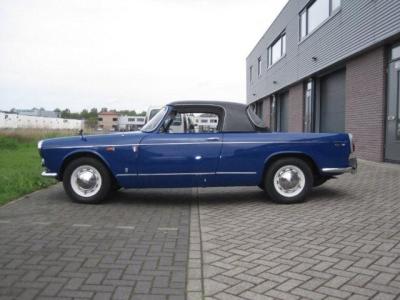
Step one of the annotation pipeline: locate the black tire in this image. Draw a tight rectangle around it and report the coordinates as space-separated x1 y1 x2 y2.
112 183 122 191
313 177 329 187
63 157 112 204
264 158 313 204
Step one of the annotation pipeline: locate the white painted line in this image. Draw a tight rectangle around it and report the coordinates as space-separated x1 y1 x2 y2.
72 224 92 227
0 220 11 224
32 222 51 225
158 227 178 231
115 225 135 230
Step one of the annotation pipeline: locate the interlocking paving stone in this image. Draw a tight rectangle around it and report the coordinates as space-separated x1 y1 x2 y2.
0 186 190 299
1 161 399 299
197 161 400 299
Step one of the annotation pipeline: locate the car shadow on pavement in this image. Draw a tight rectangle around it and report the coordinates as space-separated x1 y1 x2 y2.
107 186 349 206
307 186 349 202
196 186 350 206
49 184 349 207
102 188 194 207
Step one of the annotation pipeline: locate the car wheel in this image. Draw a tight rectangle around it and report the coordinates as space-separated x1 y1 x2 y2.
63 157 111 204
264 158 313 204
313 176 329 187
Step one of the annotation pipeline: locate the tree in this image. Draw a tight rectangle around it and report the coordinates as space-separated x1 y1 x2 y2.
89 108 98 117
61 109 71 119
81 109 89 119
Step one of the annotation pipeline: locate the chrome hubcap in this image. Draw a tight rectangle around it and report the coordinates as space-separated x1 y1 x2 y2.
273 165 305 197
70 165 102 197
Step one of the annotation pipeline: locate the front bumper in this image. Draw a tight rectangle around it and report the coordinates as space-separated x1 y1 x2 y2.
41 171 58 177
40 158 58 178
321 156 357 175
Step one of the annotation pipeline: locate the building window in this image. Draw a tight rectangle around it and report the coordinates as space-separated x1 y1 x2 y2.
268 33 286 67
331 0 341 12
98 117 103 121
249 66 253 83
257 57 262 77
299 0 341 40
128 118 135 122
112 118 118 121
391 45 400 61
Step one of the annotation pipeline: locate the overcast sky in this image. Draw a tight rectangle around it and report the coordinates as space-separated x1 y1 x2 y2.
0 0 287 112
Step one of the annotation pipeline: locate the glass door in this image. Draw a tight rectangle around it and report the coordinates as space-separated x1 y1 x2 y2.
385 44 400 162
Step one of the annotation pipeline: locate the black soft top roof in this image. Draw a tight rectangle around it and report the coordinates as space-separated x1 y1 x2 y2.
167 100 257 132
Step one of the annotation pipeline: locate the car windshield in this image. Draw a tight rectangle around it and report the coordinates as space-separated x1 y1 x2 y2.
141 106 168 132
246 106 269 130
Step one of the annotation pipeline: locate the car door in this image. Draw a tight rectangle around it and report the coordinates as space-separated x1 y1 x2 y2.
137 112 223 188
216 132 266 186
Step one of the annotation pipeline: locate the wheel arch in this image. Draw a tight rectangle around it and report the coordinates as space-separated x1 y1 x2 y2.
260 152 320 186
59 150 115 182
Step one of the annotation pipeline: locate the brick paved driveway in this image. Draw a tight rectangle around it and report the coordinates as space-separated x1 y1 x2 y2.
0 187 191 300
195 161 400 300
0 161 399 300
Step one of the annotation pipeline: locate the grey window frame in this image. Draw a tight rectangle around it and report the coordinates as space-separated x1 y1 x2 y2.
299 0 341 40
391 44 400 61
267 33 286 67
249 65 253 83
257 56 262 77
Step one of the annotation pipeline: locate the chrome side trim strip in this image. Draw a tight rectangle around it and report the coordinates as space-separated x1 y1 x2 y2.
116 173 137 177
116 171 257 177
52 144 137 149
216 172 257 175
46 140 329 149
138 172 215 176
41 171 58 177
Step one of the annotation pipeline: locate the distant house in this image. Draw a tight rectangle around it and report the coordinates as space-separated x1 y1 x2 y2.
194 113 219 132
118 116 146 131
13 108 60 118
0 111 83 130
97 111 119 131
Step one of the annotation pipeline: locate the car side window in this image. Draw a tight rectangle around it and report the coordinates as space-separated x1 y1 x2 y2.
160 111 220 134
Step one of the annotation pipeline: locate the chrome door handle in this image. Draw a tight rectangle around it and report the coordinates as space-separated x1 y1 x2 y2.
387 115 396 121
206 137 220 141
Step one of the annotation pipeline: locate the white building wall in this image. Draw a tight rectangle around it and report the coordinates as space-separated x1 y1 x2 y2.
0 113 83 130
118 115 146 131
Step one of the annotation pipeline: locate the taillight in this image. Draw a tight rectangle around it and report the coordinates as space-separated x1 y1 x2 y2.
348 133 355 153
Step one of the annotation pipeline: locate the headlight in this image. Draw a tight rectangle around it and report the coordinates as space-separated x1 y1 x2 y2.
38 140 43 150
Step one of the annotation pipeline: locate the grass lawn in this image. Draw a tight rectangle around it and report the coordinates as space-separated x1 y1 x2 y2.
0 130 74 205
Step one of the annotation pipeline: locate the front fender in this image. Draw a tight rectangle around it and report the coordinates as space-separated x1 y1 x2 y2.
60 149 113 175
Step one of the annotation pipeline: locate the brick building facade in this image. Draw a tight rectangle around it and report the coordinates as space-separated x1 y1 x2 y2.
247 0 400 163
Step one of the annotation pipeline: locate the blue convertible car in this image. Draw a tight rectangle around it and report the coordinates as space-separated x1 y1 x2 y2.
38 101 357 204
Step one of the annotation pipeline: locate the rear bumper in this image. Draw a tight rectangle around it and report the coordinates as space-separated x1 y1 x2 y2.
321 156 357 175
